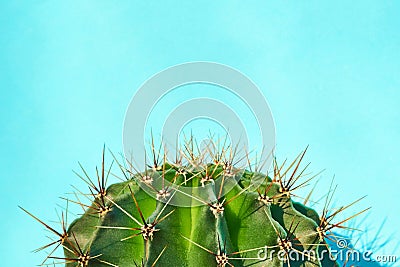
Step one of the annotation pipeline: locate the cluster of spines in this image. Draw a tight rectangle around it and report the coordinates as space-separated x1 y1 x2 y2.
20 139 370 267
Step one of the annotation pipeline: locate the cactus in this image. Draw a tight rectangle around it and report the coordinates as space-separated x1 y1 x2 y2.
21 140 368 267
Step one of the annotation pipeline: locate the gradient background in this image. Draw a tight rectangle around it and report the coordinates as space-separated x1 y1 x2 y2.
1 1 399 266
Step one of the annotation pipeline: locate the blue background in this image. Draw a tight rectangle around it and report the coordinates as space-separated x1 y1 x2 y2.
1 1 399 266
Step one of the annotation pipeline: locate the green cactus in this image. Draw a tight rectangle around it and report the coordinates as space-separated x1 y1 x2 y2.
21 141 368 267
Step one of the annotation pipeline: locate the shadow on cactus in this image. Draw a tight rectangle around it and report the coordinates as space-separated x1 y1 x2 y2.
21 138 372 267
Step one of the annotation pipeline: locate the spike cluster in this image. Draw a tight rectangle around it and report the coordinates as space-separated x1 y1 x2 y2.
21 140 369 267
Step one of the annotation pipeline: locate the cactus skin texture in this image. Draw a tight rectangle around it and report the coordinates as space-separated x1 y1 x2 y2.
60 148 341 267
22 145 368 267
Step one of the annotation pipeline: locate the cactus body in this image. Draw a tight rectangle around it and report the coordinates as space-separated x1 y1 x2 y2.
64 159 339 267
21 144 368 266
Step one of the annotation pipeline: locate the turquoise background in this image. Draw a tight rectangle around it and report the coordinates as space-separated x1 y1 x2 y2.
1 1 399 266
